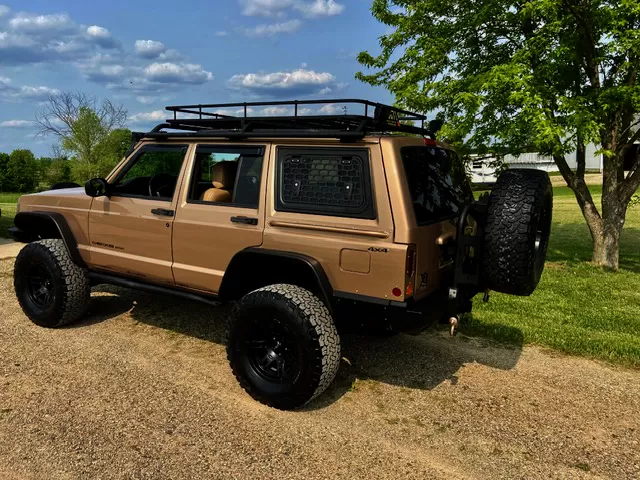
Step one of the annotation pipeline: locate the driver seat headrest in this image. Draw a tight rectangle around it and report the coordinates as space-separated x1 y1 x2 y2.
211 161 238 190
200 161 238 203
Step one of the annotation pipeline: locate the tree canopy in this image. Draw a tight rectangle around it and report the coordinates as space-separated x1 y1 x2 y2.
358 0 640 269
36 92 129 183
1 150 38 193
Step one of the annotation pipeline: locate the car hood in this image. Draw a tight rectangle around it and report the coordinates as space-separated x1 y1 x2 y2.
19 187 93 212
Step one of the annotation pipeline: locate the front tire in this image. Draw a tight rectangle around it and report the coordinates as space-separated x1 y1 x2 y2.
14 239 90 328
227 284 341 410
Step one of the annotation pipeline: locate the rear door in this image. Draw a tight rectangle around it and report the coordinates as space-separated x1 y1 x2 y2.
171 144 269 293
88 144 190 284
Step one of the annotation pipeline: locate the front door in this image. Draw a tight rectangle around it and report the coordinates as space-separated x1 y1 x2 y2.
88 144 190 285
171 144 268 293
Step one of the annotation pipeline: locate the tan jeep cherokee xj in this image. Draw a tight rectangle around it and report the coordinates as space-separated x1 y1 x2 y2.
10 99 553 410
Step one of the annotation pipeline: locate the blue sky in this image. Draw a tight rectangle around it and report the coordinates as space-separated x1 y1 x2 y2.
0 0 394 156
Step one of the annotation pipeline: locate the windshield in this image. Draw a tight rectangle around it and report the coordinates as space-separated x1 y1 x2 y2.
400 146 473 225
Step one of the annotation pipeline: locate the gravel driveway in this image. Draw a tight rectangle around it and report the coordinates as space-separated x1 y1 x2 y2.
1 258 639 479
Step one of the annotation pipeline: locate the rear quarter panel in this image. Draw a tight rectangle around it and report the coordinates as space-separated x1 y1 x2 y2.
262 139 409 302
380 137 458 300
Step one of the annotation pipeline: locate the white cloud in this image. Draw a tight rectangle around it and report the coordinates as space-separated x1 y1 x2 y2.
144 62 213 84
215 31 228 37
17 85 60 99
136 96 157 105
294 0 344 18
9 13 74 34
87 25 109 39
135 39 166 58
318 104 342 114
240 0 294 17
86 25 120 49
262 106 293 115
0 8 214 98
0 12 117 64
0 5 9 17
239 19 302 37
0 120 34 128
0 77 59 100
129 110 167 123
229 68 336 96
238 0 343 18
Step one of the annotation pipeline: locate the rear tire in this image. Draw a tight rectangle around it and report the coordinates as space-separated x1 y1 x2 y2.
483 169 553 296
14 239 90 328
227 284 341 410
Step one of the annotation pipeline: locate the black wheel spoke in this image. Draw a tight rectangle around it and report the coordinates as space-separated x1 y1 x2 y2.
260 353 275 370
25 264 55 309
245 316 301 382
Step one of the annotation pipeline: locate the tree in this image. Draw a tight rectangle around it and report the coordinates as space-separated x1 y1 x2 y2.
36 92 128 183
0 152 9 191
357 0 640 270
6 150 37 193
43 157 73 187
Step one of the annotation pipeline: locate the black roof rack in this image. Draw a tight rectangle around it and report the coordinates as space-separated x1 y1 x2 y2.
143 99 435 141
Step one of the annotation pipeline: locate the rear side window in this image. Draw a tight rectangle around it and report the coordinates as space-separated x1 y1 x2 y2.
401 146 473 225
188 146 264 208
276 147 375 219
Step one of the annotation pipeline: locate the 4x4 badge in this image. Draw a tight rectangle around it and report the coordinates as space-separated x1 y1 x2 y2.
368 247 388 253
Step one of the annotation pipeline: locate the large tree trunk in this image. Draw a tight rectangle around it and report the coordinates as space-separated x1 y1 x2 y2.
592 201 625 269
553 144 630 271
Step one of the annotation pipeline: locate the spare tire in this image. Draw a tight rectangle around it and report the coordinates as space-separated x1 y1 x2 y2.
483 169 553 296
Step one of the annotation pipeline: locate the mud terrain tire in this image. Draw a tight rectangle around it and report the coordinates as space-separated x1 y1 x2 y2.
227 284 341 410
483 169 553 296
14 239 90 328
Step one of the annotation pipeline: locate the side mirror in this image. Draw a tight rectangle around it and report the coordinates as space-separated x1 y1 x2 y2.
85 178 110 198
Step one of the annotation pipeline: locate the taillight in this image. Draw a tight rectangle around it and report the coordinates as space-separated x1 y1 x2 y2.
404 245 417 298
405 245 416 277
424 137 437 146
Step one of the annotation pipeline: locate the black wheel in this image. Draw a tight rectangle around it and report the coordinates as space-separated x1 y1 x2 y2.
227 284 341 410
14 239 90 328
483 169 553 296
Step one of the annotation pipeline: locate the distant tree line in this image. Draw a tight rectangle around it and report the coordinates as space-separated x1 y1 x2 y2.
0 92 131 193
0 150 70 193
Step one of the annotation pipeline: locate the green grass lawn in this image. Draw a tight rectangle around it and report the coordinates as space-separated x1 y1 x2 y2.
0 193 20 239
466 184 640 367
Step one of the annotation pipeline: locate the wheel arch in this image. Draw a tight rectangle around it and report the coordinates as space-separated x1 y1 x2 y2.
219 248 334 312
12 212 86 268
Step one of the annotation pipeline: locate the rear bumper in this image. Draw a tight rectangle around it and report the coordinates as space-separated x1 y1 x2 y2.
333 287 475 335
388 289 473 334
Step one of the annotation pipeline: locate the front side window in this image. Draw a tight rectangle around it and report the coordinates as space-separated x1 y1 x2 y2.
189 146 264 208
401 146 473 225
112 145 187 200
276 147 375 219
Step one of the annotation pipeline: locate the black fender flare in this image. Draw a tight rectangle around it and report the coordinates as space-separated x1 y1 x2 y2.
219 248 334 311
12 211 86 268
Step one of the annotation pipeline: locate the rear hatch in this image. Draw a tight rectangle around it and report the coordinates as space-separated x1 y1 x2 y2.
398 143 474 300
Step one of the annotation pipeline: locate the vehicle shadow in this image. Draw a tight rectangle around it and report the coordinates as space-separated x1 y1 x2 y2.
309 319 523 410
71 285 229 345
75 286 523 410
